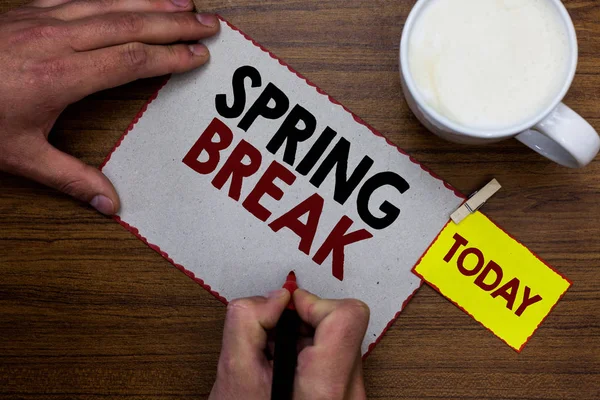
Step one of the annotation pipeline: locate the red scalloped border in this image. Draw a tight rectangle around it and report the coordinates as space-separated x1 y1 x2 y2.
98 15 469 359
362 281 423 358
99 77 170 171
411 217 572 353
114 216 228 304
98 76 228 306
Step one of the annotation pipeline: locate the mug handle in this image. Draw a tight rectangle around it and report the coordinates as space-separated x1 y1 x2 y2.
516 103 600 168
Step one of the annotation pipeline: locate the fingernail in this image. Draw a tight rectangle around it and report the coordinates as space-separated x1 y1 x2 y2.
90 195 114 215
171 0 190 7
268 289 288 299
188 43 208 57
196 13 218 27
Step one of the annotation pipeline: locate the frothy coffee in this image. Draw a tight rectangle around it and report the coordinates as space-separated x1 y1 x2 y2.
408 0 571 131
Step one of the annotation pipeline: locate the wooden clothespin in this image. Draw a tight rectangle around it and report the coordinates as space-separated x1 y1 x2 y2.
451 179 501 224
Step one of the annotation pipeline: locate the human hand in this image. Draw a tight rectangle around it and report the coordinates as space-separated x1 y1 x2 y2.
209 289 292 400
209 289 369 400
292 289 369 400
0 0 219 214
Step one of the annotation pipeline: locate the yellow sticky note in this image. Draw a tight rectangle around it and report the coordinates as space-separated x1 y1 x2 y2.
413 212 571 352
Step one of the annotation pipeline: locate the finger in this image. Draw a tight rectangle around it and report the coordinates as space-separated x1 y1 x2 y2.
8 139 119 214
68 12 219 51
30 0 73 8
293 289 332 327
294 289 370 332
48 0 194 21
294 344 366 400
62 42 209 103
293 289 370 372
347 356 367 400
221 290 291 360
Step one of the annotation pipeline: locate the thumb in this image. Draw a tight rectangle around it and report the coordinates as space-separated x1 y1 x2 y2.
19 141 120 215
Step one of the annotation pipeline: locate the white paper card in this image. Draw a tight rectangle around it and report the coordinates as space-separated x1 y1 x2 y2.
101 20 464 354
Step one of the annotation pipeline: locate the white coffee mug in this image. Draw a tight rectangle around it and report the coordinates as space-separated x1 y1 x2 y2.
399 0 600 168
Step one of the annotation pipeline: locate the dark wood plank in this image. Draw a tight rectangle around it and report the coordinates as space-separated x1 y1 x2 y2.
1 0 599 399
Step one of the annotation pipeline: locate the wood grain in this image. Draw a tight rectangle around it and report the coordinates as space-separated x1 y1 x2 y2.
1 0 599 399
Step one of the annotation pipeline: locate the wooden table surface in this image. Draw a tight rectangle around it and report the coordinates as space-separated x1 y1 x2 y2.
1 0 599 399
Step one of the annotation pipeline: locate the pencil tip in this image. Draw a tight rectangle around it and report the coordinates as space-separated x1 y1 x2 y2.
286 271 296 282
282 271 298 297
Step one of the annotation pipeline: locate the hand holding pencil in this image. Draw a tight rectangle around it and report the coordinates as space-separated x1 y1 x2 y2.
209 276 370 400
